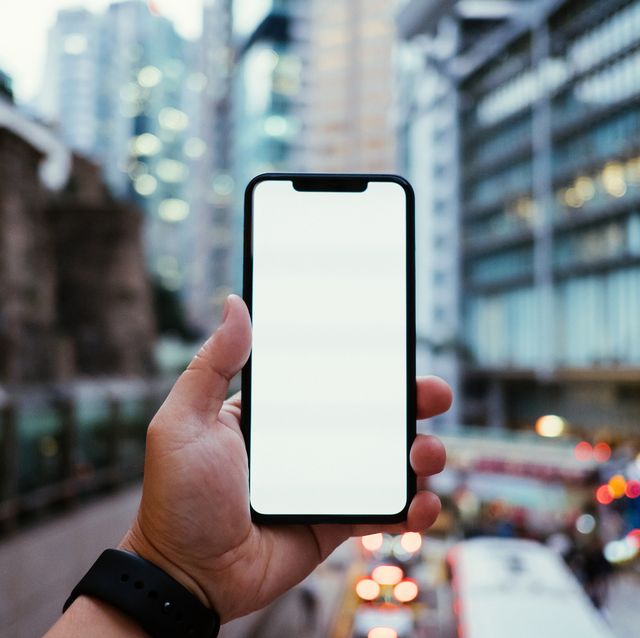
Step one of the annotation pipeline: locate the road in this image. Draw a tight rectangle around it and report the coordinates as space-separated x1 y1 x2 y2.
219 541 354 638
198 544 640 638
2 490 638 638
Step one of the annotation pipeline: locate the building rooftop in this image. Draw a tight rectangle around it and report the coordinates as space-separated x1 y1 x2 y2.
0 98 70 190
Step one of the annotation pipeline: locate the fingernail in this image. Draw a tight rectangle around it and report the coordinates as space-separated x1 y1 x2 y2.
221 295 232 324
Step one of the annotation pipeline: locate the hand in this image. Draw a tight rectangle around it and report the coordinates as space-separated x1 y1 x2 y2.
120 294 450 623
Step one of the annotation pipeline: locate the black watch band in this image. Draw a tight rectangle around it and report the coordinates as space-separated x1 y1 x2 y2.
63 549 220 638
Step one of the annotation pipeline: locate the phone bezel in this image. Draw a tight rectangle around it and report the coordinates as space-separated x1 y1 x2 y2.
241 172 417 524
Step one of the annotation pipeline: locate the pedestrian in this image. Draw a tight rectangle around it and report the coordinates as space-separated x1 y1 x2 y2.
583 538 613 608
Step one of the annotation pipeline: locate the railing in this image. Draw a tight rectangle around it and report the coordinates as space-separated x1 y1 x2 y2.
0 378 174 534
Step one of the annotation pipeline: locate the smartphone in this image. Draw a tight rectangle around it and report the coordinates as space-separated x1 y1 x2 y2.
242 173 415 524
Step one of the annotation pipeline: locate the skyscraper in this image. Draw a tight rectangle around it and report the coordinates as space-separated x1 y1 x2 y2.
43 1 204 305
40 7 101 157
231 0 302 290
294 0 397 172
183 0 235 331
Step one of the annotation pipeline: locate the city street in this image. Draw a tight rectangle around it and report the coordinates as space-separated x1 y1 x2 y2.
2 0 640 636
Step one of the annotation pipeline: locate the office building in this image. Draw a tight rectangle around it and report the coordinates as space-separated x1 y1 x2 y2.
396 3 462 429
183 0 235 331
40 8 102 157
230 0 302 290
398 0 640 434
43 1 203 305
294 0 397 172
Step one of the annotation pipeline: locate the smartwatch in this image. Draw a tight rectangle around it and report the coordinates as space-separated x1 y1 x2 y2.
63 549 220 638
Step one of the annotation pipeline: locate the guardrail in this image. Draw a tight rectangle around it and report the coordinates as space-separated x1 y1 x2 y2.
0 378 174 534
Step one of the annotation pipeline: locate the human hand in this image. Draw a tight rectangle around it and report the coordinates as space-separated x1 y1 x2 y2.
120 294 450 623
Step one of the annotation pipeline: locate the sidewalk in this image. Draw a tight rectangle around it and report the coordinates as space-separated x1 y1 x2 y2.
0 485 140 638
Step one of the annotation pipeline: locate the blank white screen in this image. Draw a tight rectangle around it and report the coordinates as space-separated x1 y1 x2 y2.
250 179 408 516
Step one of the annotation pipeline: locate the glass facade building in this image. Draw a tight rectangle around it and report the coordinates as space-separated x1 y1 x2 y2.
399 0 640 434
397 43 462 430
44 2 204 300
231 0 302 290
182 0 235 332
42 8 102 157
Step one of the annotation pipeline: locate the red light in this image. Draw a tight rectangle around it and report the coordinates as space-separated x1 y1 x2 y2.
574 441 592 462
593 442 611 463
627 529 640 548
596 484 614 505
625 480 640 499
356 577 381 601
393 579 419 603
372 565 404 586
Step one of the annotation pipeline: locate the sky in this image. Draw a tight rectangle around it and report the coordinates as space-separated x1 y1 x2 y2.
0 0 203 104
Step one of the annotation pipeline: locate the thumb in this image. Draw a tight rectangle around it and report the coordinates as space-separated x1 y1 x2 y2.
163 294 252 421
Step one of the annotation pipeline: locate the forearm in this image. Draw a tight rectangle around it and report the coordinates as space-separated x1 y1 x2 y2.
44 596 147 638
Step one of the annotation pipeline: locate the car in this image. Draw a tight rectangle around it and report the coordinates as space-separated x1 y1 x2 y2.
351 603 414 638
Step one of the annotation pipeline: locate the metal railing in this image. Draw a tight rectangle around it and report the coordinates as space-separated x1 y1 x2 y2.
0 378 174 534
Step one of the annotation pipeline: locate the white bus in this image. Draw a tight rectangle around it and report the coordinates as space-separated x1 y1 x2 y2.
447 538 615 638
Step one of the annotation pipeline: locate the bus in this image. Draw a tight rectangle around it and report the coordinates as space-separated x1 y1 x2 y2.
447 538 615 638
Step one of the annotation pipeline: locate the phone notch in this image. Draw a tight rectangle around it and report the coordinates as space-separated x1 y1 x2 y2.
291 175 368 193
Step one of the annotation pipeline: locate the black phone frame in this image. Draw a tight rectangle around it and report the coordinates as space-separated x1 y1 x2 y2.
241 172 416 524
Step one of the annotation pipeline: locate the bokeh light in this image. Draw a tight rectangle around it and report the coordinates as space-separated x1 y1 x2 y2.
158 106 189 131
593 442 611 463
604 537 638 563
535 415 566 437
596 484 614 505
372 565 404 586
368 629 397 638
574 441 592 461
602 161 627 198
625 479 640 499
608 475 627 499
627 529 640 548
133 174 157 196
131 133 162 156
355 577 380 601
158 198 189 222
361 533 384 552
393 579 419 603
575 514 596 534
137 65 162 88
400 532 422 554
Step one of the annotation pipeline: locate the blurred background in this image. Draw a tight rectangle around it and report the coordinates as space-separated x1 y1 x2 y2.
1 0 639 636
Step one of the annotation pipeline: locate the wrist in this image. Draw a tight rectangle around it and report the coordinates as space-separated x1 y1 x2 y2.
61 547 220 638
47 595 147 637
119 522 212 612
